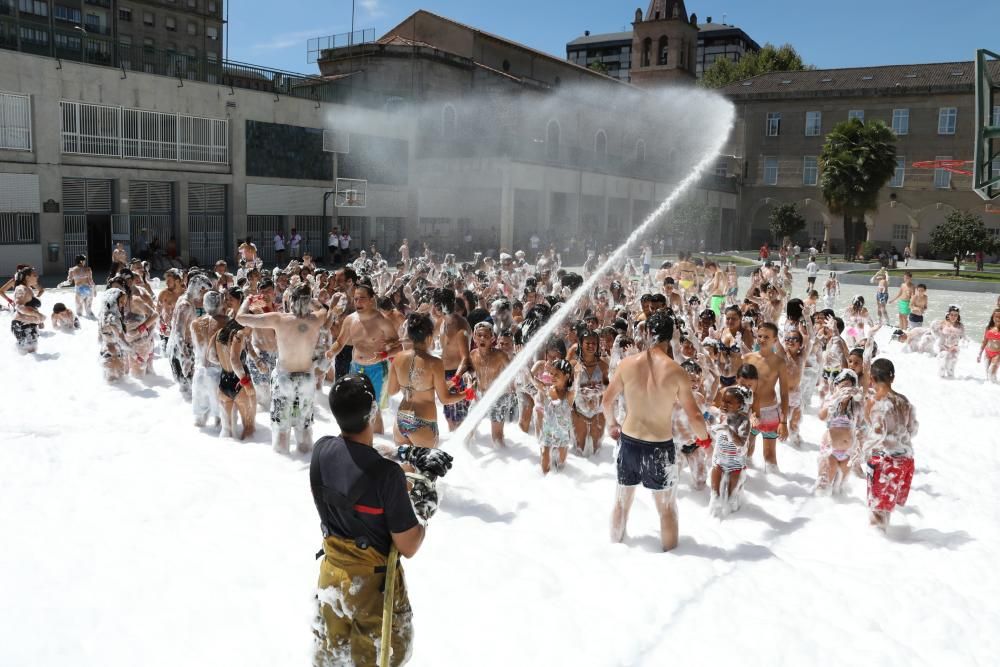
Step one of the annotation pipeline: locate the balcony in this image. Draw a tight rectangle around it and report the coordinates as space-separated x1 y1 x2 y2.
83 22 112 36
85 0 112 7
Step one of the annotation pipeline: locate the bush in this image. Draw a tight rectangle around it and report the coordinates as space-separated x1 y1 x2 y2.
858 241 879 261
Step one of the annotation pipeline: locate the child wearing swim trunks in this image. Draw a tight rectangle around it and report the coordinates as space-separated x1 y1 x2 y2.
465 322 513 447
675 360 710 489
708 385 753 517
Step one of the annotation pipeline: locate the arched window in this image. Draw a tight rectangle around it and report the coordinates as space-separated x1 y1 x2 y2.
641 37 652 68
679 38 686 67
546 119 560 161
595 130 607 159
635 139 646 164
657 36 668 66
442 104 457 136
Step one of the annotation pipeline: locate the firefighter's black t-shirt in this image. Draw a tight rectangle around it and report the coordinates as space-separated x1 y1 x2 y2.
311 436 419 556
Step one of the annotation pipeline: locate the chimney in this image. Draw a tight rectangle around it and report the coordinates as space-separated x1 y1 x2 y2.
707 16 712 23
585 30 590 36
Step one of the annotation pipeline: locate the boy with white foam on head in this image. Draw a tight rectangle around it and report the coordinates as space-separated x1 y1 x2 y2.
190 290 227 430
708 385 753 517
237 283 327 454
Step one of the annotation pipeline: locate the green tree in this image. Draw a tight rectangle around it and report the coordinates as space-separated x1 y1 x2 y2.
701 43 812 88
820 119 898 260
588 60 610 76
768 203 806 243
930 210 997 276
664 201 715 250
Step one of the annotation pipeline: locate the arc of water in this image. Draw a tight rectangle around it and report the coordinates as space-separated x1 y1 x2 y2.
450 110 735 445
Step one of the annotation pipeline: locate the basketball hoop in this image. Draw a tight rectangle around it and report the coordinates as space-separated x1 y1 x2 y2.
911 159 974 175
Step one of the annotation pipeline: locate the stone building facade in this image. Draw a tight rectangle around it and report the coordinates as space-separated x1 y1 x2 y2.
722 62 1000 255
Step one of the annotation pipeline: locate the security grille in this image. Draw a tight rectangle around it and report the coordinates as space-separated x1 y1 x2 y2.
63 214 87 268
0 91 32 151
247 215 283 266
294 215 324 258
0 213 38 244
188 183 227 266
62 178 112 212
61 100 228 164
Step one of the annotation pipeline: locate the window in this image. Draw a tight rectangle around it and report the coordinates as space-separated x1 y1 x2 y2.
18 0 48 17
714 158 727 177
208 1 217 12
60 101 228 164
763 156 778 185
766 112 781 136
119 34 131 45
165 16 176 31
934 155 952 189
635 139 646 163
206 26 218 40
938 107 957 135
143 11 154 26
119 7 131 21
892 108 909 135
54 5 82 23
890 156 905 188
595 130 607 159
18 26 48 45
892 224 909 242
657 36 668 66
994 105 1000 127
54 33 81 50
641 37 651 67
545 120 560 161
848 110 864 122
802 156 818 186
187 0 197 7
805 111 822 136
187 22 196 36
0 91 32 151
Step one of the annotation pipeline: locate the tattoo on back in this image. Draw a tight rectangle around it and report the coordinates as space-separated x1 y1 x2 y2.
298 324 308 333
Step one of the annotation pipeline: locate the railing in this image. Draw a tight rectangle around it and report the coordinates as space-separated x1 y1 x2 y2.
307 28 376 63
0 27 407 110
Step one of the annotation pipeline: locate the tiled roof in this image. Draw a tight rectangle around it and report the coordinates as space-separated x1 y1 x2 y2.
721 60 1000 97
566 31 633 48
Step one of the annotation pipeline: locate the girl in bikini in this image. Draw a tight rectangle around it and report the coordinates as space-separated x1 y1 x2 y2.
843 295 873 347
977 308 1000 383
387 312 471 448
817 369 863 495
572 329 609 456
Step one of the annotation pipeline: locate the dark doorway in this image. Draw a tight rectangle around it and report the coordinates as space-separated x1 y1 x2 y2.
87 215 112 272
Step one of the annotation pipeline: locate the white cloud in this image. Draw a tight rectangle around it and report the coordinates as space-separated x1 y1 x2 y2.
251 27 341 52
359 0 384 19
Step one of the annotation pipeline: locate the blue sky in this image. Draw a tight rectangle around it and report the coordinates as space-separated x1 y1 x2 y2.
228 0 1000 74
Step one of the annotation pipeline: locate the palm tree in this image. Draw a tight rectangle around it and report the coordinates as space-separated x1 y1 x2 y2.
819 119 898 260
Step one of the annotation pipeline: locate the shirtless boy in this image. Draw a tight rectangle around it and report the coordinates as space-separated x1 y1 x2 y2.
432 287 472 432
889 271 914 329
463 321 513 446
246 279 279 410
237 283 327 453
67 254 96 318
190 290 227 428
602 310 709 551
327 283 402 435
156 269 184 348
908 284 928 328
742 323 791 473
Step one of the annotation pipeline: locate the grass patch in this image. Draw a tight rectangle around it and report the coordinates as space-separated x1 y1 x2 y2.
697 254 759 266
853 269 1000 282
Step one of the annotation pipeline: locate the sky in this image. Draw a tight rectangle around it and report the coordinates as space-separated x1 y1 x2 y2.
227 0 1000 74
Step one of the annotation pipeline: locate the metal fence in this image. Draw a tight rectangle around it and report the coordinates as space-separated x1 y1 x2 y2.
246 215 282 267
0 212 38 244
307 29 376 63
189 214 227 267
293 215 325 259
62 214 87 268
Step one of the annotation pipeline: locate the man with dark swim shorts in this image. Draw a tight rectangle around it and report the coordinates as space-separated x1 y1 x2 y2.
602 309 709 551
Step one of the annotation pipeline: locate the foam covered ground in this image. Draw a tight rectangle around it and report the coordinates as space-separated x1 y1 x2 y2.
2 284 998 666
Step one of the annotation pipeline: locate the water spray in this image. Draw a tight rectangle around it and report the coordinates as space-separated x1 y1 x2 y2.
449 104 736 445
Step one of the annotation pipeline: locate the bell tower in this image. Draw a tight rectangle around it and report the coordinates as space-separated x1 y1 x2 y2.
629 1 698 87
